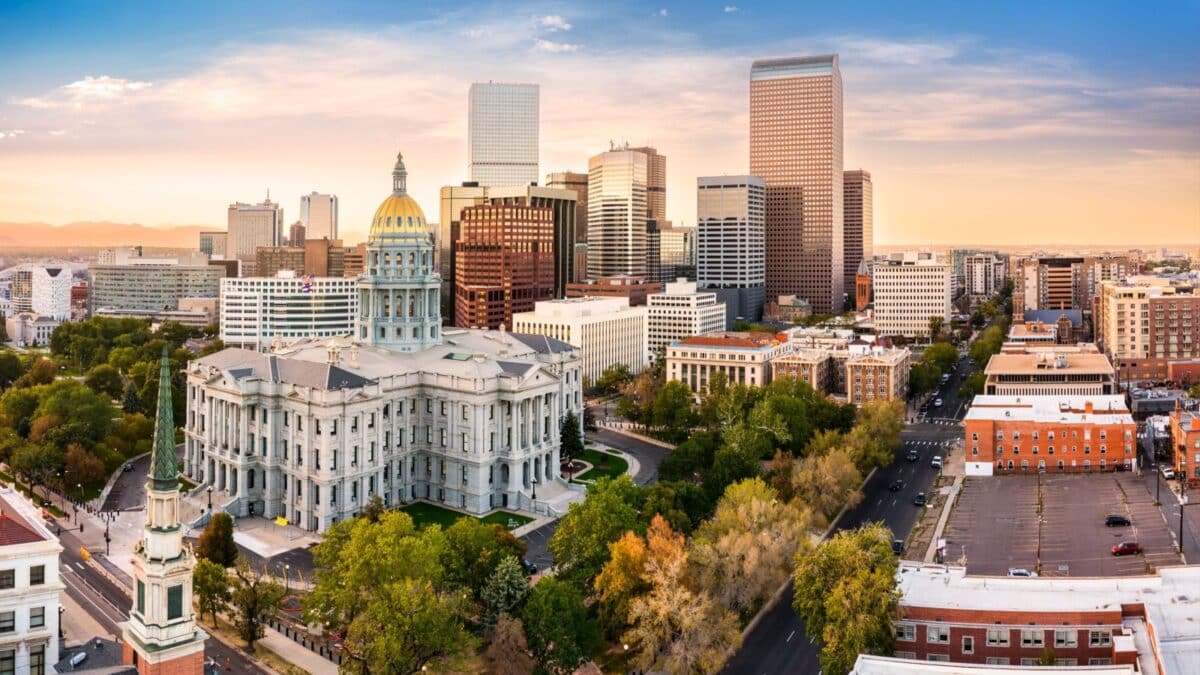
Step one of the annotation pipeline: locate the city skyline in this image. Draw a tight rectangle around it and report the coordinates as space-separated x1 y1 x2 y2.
0 1 1197 247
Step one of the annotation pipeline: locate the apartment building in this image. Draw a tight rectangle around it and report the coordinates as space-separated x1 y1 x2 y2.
0 491 64 674
645 280 726 355
845 347 911 405
1095 276 1200 381
1170 407 1200 484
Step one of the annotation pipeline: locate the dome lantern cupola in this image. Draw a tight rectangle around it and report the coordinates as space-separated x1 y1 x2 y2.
369 148 427 241
392 151 408 195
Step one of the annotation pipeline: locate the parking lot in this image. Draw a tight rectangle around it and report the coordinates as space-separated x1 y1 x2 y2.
942 473 1183 577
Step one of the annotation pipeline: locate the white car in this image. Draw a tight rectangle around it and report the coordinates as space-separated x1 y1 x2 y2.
931 456 943 469
1007 568 1037 578
933 398 944 407
1160 466 1176 480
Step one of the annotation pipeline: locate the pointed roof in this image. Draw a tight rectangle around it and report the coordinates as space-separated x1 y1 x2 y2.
150 346 179 491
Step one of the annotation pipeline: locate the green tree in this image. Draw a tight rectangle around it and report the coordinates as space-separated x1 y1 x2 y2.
230 557 285 649
193 558 231 624
196 512 238 567
639 481 710 534
33 379 115 447
959 371 986 398
595 363 633 395
480 555 529 625
0 352 23 391
549 475 642 590
13 358 55 388
649 380 698 441
346 576 474 675
1036 647 1057 666
0 386 40 436
907 361 938 398
107 346 140 374
923 342 958 374
702 443 760 503
928 315 945 341
1187 382 1200 400
559 410 584 475
441 517 524 598
846 400 904 471
361 494 386 522
793 523 900 675
121 380 142 415
522 578 599 675
10 443 62 493
658 431 718 482
84 364 124 400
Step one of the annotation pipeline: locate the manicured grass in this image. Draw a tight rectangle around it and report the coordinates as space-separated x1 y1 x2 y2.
572 448 629 482
179 475 199 492
400 502 533 531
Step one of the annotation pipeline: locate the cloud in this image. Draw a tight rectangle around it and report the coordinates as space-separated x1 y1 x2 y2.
658 8 669 16
0 129 26 139
48 130 67 136
724 5 738 13
534 39 580 53
18 75 152 109
536 14 571 31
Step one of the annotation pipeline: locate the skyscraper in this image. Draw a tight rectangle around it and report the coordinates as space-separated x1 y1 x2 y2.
454 203 556 329
546 171 589 282
627 146 666 223
843 169 872 310
587 148 648 279
696 176 766 326
227 198 283 265
750 54 844 313
468 82 539 187
301 192 338 240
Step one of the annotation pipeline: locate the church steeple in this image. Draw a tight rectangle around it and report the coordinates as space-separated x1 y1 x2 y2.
392 151 408 195
150 347 179 492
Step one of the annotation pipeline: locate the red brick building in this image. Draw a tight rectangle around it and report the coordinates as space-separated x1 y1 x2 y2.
962 395 1135 476
892 563 1199 670
855 271 872 311
1170 407 1200 486
454 203 556 330
565 275 662 306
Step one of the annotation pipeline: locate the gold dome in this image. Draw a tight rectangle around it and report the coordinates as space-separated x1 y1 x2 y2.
369 151 427 239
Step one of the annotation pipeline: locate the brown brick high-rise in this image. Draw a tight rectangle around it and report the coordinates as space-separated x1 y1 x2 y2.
454 203 556 329
750 54 844 313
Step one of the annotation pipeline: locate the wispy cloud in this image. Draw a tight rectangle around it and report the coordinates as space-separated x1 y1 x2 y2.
659 8 669 17
0 129 27 140
536 14 571 31
534 39 579 53
18 75 152 109
47 130 67 136
724 6 738 13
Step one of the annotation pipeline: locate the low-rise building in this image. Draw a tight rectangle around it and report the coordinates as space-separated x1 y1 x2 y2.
763 295 812 324
645 280 725 356
220 273 358 349
4 312 61 347
512 296 648 383
963 395 1136 475
0 490 65 673
887 563 1200 673
771 348 835 393
984 344 1116 396
666 331 791 392
1006 321 1058 345
565 275 662 306
1169 407 1200 484
845 346 911 405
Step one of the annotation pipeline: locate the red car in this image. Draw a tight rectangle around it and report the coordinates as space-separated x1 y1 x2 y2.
1111 541 1142 556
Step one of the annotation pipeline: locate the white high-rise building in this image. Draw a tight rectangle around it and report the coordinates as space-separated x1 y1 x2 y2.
646 280 726 356
964 253 1005 299
513 296 649 382
468 82 539 187
7 263 72 320
696 176 766 326
872 253 953 339
587 148 648 279
227 198 284 261
301 192 339 241
0 492 64 674
220 272 359 350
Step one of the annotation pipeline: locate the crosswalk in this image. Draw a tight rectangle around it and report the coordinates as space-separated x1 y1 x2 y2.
907 440 954 447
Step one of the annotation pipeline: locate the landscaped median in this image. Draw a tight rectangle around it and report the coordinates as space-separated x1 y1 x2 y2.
399 501 534 531
568 447 629 484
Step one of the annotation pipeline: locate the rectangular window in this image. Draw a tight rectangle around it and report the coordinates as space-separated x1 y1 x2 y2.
927 625 949 643
29 606 44 628
1021 630 1044 647
1088 659 1112 665
28 644 44 675
0 649 13 675
987 629 1010 646
29 565 44 585
0 570 12 590
985 658 1009 665
1090 630 1111 646
962 635 974 654
1055 630 1077 647
926 654 950 662
0 612 13 633
168 584 183 620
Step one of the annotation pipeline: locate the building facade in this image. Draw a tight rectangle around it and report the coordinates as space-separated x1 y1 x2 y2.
198 231 227 258
468 82 539 187
7 263 71 320
1095 276 1200 381
220 273 359 349
750 54 844 313
89 262 225 315
4 312 62 347
964 253 1006 299
963 395 1136 476
300 192 338 240
984 344 1116 396
666 332 792 392
227 198 284 261
587 147 648 280
696 175 766 326
843 169 872 310
454 203 556 330
872 253 953 339
845 347 910 405
0 491 64 675
565 275 662 306
545 171 589 281
1170 407 1200 484
513 296 648 383
645 280 726 356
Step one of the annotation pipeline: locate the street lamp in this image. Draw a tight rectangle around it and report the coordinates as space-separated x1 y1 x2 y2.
531 478 538 500
104 516 111 556
206 486 213 513
284 564 290 594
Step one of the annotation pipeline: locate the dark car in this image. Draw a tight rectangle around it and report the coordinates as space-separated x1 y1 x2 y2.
1111 541 1142 556
521 559 538 574
906 449 919 462
123 462 134 472
889 479 905 492
892 539 904 555
1105 515 1132 527
913 492 927 507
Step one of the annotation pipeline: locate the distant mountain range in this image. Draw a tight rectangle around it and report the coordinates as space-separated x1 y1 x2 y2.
0 221 216 249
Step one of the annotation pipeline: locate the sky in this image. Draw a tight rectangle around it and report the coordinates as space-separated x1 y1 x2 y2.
0 0 1197 247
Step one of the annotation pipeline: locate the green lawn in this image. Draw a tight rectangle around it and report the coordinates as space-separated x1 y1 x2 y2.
179 475 199 492
400 502 533 531
571 448 629 482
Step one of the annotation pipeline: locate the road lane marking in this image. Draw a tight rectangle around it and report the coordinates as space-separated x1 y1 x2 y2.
786 630 795 643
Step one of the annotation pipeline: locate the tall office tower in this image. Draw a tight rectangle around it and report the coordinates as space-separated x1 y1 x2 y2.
454 203 556 329
587 148 648 279
198 231 227 257
658 224 695 282
872 252 953 339
288 221 306 247
227 198 283 260
750 54 844 313
843 169 872 309
696 176 766 326
546 171 589 281
468 82 539 186
301 192 339 240
627 146 666 223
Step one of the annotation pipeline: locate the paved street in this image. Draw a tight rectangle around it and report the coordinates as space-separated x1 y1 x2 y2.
101 452 151 512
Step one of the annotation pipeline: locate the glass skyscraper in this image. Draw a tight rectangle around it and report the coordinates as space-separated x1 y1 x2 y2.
468 82 540 187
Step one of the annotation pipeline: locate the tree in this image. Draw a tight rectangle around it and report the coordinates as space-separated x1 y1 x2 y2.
193 558 231 624
923 342 958 374
10 443 62 491
959 371 986 398
648 380 698 441
121 380 142 415
625 516 741 674
521 578 599 675
785 448 863 528
480 556 529 625
346 576 474 675
483 613 536 675
907 361 938 398
64 443 107 486
84 364 124 400
702 444 760 503
846 400 904 471
595 364 633 395
928 315 945 342
442 518 525 598
559 411 584 475
13 358 55 388
594 531 649 638
689 478 809 614
230 557 285 649
1188 382 1200 400
639 481 710 534
548 475 642 590
0 386 40 437
33 379 116 447
196 512 238 567
658 431 719 483
1036 647 1057 666
793 523 900 675
0 352 23 391
361 494 385 522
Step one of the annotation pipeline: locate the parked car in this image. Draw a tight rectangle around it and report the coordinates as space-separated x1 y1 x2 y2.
1105 515 1132 527
934 398 944 408
940 373 951 384
889 479 905 492
892 539 905 555
1161 466 1176 480
1007 568 1037 577
1111 541 1142 556
919 403 930 413
521 559 538 574
907 449 920 462
931 456 943 469
123 462 134 472
913 492 927 506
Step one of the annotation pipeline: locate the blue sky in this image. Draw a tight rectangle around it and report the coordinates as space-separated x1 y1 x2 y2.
1 0 1197 244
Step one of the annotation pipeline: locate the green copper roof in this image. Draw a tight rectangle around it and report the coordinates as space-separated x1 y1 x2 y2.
150 346 179 491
